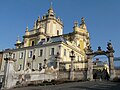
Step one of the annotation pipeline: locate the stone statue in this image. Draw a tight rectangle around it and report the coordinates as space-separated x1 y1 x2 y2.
98 46 101 51
85 45 93 53
81 17 85 24
107 41 114 51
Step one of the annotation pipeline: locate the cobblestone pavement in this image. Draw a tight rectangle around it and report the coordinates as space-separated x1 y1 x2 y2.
7 81 120 90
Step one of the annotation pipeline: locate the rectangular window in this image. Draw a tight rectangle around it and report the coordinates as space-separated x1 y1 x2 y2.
50 48 54 55
78 56 79 61
31 41 35 46
57 30 59 35
64 49 66 56
13 53 15 59
39 49 43 57
69 51 71 57
18 64 22 71
5 54 8 58
38 63 42 70
28 51 32 58
19 52 23 59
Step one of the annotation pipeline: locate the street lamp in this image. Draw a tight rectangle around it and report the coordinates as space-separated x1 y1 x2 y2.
69 50 75 80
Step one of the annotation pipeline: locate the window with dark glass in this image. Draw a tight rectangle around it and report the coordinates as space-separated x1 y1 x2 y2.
57 30 59 35
64 49 66 56
28 51 32 58
19 52 23 59
32 41 35 46
18 64 22 71
38 63 42 70
39 49 43 56
78 56 79 61
13 53 15 59
47 38 49 42
50 48 54 55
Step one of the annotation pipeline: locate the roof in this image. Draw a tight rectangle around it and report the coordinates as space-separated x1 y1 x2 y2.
38 36 67 45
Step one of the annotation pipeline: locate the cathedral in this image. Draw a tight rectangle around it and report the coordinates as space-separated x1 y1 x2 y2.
0 6 90 72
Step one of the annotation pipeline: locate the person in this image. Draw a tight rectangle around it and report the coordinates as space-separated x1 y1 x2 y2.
106 70 110 81
94 72 97 81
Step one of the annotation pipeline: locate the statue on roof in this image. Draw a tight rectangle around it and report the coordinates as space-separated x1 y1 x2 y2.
81 17 85 24
80 17 87 30
98 46 102 51
85 45 93 53
107 40 114 51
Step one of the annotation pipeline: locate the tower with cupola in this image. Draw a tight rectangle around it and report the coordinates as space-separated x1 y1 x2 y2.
15 6 63 48
73 17 90 52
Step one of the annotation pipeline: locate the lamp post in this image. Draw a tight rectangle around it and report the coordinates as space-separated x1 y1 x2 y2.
70 50 75 80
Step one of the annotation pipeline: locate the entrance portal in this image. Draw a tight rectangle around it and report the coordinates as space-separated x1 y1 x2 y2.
86 41 115 80
93 57 109 80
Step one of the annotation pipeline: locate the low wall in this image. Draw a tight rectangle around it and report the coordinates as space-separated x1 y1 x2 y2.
1 69 86 89
23 73 57 82
74 71 85 80
58 70 85 80
2 71 57 89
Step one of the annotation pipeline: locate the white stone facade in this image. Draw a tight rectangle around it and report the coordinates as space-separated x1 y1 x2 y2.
1 36 86 72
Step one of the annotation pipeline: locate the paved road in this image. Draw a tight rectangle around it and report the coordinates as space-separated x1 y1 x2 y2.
8 81 120 90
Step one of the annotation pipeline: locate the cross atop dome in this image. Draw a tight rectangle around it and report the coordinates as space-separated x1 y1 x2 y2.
47 1 55 17
50 1 53 9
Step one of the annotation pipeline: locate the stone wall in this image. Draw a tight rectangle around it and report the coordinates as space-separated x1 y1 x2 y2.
58 70 85 80
115 70 120 77
57 71 69 80
22 73 57 82
74 71 85 80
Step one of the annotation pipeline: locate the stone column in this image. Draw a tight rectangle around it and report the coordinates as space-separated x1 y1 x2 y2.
85 45 93 81
2 58 16 89
108 53 116 79
87 56 93 81
106 41 115 80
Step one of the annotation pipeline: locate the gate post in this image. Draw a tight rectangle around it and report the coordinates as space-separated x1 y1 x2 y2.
108 53 116 79
2 52 16 89
107 41 115 80
87 56 93 80
85 45 93 81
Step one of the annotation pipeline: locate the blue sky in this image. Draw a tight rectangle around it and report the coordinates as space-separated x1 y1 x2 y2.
0 0 120 57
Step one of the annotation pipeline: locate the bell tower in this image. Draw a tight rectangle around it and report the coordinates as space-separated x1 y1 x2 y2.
39 5 64 37
73 17 90 51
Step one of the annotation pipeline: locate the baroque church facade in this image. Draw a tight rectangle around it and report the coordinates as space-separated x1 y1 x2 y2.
0 6 90 72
